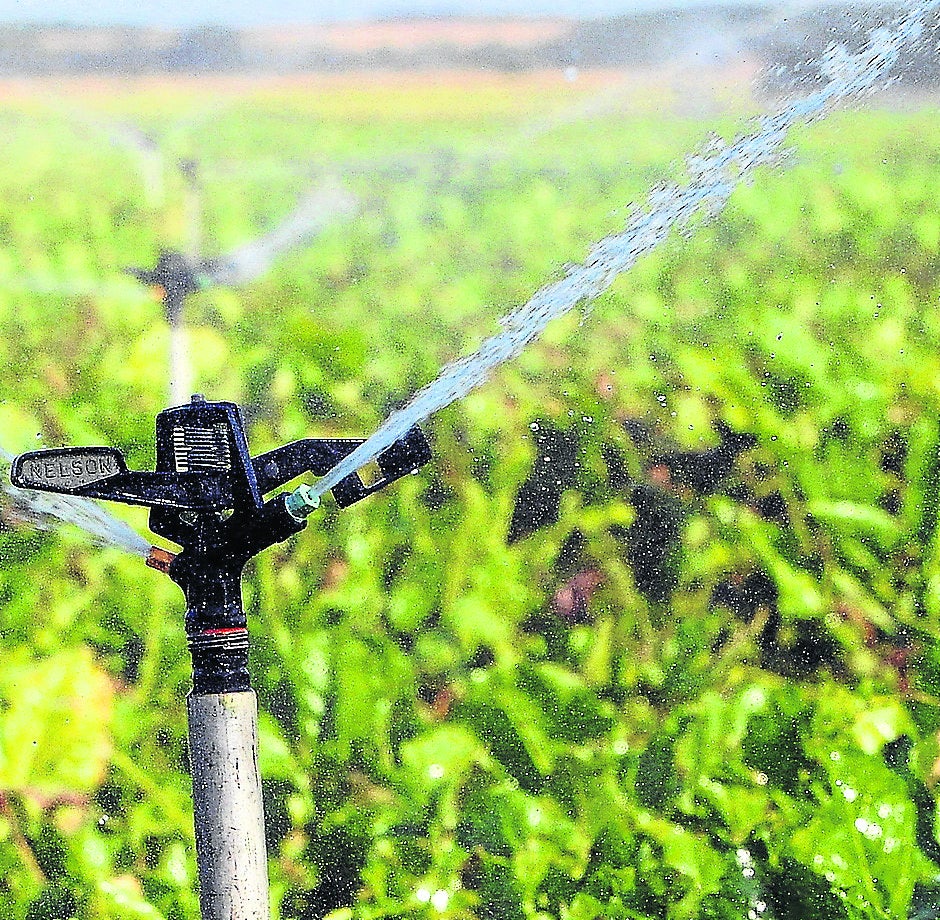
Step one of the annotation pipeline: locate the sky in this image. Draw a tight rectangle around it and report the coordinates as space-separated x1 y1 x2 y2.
0 0 814 28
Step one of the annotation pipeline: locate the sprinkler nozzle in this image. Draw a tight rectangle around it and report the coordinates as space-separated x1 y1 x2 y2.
285 484 320 521
146 546 177 574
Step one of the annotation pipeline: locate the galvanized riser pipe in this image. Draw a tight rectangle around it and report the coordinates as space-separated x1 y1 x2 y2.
188 691 269 920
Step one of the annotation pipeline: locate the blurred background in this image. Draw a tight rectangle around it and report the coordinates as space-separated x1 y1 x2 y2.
0 1 939 918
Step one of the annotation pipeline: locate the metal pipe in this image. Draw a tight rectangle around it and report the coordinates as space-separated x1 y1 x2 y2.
187 691 270 920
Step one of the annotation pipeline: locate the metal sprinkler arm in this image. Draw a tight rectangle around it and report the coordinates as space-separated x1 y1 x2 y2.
11 410 430 517
253 425 431 509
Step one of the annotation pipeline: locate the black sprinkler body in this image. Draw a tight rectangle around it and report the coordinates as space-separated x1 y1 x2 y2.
10 396 431 693
128 249 205 325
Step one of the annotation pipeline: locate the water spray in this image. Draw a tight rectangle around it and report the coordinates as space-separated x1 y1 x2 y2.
10 395 430 920
0 446 151 555
301 0 939 505
127 184 357 406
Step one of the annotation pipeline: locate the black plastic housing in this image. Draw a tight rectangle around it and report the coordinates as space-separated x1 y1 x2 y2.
10 396 432 694
167 494 305 693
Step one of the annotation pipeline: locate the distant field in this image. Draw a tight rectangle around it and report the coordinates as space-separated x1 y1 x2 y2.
0 68 938 920
249 18 573 52
0 63 761 117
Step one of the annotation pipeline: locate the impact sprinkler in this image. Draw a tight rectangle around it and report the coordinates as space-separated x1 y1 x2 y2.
10 394 431 920
126 249 209 405
126 176 356 405
127 248 206 327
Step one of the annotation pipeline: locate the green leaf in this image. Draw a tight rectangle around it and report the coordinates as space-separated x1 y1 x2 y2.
399 724 483 798
790 751 932 918
331 629 411 755
519 663 614 745
808 501 901 548
810 687 913 757
95 878 166 920
634 811 724 919
0 647 114 798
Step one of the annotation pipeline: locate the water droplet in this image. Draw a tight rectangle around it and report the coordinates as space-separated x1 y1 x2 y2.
431 890 450 912
743 686 766 709
854 818 882 840
428 763 445 780
416 887 431 904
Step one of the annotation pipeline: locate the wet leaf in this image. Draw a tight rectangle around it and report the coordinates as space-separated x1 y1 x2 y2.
0 647 114 799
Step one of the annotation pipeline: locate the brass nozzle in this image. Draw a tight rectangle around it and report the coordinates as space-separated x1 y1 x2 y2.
285 484 321 521
146 546 176 574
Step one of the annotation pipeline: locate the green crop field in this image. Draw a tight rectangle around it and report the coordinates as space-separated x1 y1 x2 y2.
0 70 939 920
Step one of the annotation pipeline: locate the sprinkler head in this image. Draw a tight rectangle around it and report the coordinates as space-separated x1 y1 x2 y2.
126 249 207 325
10 396 432 693
10 396 430 516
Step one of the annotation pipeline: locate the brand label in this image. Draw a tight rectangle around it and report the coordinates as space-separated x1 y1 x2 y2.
13 449 124 491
